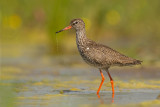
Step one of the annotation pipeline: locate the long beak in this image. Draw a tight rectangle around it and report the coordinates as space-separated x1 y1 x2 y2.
56 25 72 33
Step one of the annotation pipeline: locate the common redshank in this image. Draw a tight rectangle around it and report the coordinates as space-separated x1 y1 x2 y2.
56 18 142 97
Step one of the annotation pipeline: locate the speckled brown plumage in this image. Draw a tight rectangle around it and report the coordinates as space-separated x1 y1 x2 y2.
71 19 142 70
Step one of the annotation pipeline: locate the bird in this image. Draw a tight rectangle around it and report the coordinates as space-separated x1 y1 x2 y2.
56 18 142 98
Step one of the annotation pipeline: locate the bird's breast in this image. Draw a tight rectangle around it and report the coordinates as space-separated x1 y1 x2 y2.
76 44 107 68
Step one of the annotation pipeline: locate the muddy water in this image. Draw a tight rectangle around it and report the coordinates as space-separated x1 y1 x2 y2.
1 56 160 107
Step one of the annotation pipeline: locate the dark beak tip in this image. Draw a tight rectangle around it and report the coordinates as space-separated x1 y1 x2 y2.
56 30 63 34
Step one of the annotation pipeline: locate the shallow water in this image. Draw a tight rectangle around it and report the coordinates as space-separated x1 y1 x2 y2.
1 56 160 107
16 89 160 107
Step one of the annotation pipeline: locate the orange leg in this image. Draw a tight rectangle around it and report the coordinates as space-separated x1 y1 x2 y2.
107 71 114 103
107 71 114 94
97 69 105 97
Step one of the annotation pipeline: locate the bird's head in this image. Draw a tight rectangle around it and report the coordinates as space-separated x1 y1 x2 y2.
56 18 85 33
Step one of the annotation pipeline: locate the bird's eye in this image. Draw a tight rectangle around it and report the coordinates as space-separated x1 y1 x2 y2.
73 21 78 25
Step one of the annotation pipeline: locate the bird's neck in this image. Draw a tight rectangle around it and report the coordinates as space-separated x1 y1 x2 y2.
76 29 88 46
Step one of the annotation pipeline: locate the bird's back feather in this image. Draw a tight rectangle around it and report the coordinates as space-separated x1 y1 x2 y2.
79 39 142 68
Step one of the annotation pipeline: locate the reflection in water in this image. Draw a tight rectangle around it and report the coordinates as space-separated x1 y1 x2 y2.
97 93 114 103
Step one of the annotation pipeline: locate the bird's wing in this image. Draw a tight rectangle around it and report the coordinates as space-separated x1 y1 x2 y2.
85 43 141 66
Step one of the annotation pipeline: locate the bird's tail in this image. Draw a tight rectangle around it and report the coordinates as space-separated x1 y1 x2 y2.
121 59 142 66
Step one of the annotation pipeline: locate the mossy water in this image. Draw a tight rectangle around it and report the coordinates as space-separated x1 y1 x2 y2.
1 56 160 107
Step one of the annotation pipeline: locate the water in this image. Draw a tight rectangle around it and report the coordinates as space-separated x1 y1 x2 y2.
1 56 160 107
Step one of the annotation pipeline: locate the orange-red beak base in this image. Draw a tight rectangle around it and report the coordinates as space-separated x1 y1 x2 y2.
56 25 72 33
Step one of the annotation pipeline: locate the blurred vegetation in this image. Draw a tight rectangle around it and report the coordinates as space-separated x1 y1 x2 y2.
0 1 160 106
0 0 160 63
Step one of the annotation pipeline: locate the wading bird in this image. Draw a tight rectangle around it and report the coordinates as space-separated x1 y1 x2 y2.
56 18 142 98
